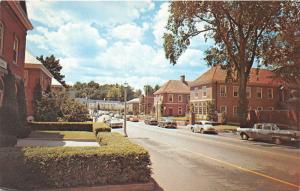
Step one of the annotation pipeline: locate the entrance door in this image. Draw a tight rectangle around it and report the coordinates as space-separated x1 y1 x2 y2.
168 108 173 116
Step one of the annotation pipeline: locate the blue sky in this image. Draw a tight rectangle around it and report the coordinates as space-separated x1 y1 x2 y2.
26 1 212 90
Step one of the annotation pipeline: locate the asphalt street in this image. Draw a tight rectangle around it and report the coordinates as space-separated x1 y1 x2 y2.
114 121 300 191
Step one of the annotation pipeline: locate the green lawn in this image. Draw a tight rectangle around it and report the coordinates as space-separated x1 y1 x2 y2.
29 131 96 140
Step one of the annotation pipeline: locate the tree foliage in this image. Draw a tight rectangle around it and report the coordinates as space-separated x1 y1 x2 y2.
37 55 67 87
164 1 300 127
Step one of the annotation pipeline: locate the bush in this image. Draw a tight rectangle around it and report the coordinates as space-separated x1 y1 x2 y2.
28 122 93 132
0 133 151 190
93 122 111 135
0 135 17 147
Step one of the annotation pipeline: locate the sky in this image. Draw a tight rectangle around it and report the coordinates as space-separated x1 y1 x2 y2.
26 1 213 90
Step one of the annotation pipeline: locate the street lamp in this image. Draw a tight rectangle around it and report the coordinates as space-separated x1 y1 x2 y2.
124 82 128 137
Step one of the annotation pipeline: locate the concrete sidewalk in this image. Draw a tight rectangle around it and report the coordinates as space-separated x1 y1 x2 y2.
16 139 99 147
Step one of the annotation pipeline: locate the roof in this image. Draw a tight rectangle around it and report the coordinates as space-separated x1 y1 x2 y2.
190 65 287 87
25 50 53 78
154 80 190 95
127 98 140 104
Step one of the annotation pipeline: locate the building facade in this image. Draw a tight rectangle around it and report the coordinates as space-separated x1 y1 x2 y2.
127 98 139 115
24 50 53 117
75 98 124 112
0 1 32 107
154 75 190 117
190 66 298 122
139 95 154 115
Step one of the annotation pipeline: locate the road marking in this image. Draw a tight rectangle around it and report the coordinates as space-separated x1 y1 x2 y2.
129 122 300 161
181 148 300 189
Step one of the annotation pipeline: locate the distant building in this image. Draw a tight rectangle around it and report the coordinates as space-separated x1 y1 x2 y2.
190 65 299 122
51 77 65 93
139 94 154 115
75 98 124 111
0 1 32 107
127 98 139 115
24 50 53 117
154 75 190 117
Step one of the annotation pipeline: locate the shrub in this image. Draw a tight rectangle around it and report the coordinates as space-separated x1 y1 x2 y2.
28 122 93 132
93 122 111 135
0 133 151 190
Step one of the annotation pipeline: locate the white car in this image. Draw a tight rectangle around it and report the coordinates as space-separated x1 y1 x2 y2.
187 121 218 134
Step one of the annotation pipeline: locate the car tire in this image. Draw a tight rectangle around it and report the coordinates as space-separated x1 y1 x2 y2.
273 138 282 145
191 127 194 133
241 133 249 140
200 129 204 134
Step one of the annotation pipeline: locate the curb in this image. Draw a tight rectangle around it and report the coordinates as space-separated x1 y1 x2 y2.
39 179 156 191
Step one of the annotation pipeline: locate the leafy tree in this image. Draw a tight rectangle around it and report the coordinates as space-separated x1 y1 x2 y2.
144 85 154 95
37 55 66 87
154 85 160 92
207 101 217 121
34 93 60 121
164 1 300 127
134 89 142 97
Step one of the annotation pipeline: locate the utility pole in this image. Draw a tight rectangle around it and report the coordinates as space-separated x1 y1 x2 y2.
123 82 128 137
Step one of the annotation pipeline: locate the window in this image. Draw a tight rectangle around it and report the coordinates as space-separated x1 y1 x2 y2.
178 107 182 115
202 86 207 97
203 102 207 115
263 124 272 130
198 103 203 115
194 92 199 98
246 87 251 98
233 86 239 97
13 36 19 64
178 95 182 102
194 103 199 114
0 21 4 55
267 88 273 99
0 77 4 107
233 106 238 116
256 87 262 99
257 107 263 111
256 124 263 129
220 105 227 113
220 85 226 97
168 94 173 102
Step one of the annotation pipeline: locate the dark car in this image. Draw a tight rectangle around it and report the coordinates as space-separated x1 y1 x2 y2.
158 119 177 128
144 118 158 125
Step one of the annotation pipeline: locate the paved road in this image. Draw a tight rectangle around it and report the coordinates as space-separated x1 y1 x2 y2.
114 122 300 191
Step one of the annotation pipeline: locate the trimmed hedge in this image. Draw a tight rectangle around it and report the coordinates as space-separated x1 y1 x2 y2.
0 133 151 190
28 122 93 132
93 122 111 135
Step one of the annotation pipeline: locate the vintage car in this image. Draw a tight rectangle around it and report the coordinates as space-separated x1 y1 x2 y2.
237 123 300 144
158 118 177 128
187 121 218 134
144 118 158 125
129 117 139 122
106 118 123 128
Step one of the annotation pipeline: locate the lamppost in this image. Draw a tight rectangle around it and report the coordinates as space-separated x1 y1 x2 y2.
123 82 128 137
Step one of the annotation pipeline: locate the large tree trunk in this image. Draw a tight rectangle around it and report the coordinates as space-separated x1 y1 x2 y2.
238 66 249 128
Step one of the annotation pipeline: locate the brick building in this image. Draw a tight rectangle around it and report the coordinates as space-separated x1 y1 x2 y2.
0 1 32 106
51 77 65 93
24 50 53 117
139 94 154 115
190 66 298 122
154 75 190 117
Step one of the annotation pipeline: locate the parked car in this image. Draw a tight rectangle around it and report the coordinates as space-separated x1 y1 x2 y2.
237 123 300 144
144 118 158 125
107 118 123 128
158 118 177 128
187 121 218 134
130 117 139 122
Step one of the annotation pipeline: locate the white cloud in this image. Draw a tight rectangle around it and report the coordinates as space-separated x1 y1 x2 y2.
153 2 170 46
177 49 205 67
111 23 145 41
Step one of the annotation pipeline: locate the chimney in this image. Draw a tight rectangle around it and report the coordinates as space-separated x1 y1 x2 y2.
180 75 185 82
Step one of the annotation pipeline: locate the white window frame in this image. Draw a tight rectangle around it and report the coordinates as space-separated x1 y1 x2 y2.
202 102 207 115
256 87 262 99
13 35 19 64
220 105 227 114
233 106 238 116
202 86 207 98
0 21 4 56
178 95 182 102
267 88 273 99
178 107 182 115
168 94 173 102
233 86 239 97
220 85 227 97
246 87 251 98
257 107 263 111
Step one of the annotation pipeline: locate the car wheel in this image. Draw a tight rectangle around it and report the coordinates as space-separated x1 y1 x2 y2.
191 127 194 133
200 128 204 134
273 138 282 145
241 133 249 140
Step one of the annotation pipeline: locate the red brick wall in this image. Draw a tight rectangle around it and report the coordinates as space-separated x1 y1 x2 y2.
160 93 189 117
24 68 52 116
0 1 27 79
